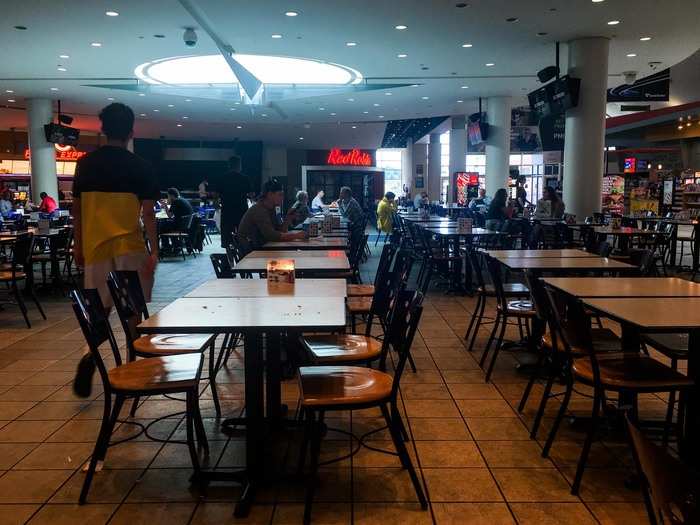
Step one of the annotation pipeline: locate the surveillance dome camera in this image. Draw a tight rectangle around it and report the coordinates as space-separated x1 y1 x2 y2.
183 27 197 47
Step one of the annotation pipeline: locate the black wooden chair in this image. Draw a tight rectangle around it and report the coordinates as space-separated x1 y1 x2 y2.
0 232 46 327
70 288 207 504
210 253 235 278
296 290 427 524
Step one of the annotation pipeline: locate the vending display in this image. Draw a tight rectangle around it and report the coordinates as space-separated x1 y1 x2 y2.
453 172 479 205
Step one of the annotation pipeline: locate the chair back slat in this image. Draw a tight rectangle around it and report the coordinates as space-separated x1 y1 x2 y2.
107 271 149 356
210 253 234 278
388 290 424 397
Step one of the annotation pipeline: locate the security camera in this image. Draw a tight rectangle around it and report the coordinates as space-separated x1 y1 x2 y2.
623 71 637 85
183 27 197 47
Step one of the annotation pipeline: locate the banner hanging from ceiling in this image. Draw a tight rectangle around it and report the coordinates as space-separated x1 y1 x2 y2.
607 68 670 102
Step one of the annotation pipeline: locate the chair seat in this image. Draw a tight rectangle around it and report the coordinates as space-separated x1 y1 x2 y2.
0 270 26 281
642 333 688 360
301 334 382 364
108 354 202 392
160 232 189 237
298 365 392 407
346 297 371 313
498 300 535 317
31 254 53 262
347 284 375 297
542 328 621 355
133 333 214 356
479 283 529 297
573 354 694 391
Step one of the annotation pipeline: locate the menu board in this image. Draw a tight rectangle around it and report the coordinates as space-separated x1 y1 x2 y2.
602 175 625 215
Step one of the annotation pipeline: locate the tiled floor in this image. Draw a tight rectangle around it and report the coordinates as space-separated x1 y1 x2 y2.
0 236 661 524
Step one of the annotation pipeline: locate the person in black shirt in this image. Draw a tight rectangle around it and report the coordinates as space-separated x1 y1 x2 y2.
210 155 254 248
160 187 193 250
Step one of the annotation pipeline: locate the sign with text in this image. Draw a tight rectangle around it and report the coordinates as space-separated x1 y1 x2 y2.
326 148 373 166
24 145 86 161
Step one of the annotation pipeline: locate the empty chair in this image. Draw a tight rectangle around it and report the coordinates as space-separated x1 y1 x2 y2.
0 232 46 328
210 253 235 278
70 288 208 504
347 241 396 297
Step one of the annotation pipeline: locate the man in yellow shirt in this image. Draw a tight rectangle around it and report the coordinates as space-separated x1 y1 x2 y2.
376 191 398 234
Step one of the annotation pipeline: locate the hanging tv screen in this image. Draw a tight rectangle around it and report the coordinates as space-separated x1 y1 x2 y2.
467 113 489 145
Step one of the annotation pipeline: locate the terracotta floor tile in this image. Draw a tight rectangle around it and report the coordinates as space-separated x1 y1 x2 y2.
26 503 117 524
0 469 73 503
414 441 485 468
272 502 351 524
0 401 37 420
354 503 432 524
0 420 65 443
423 468 502 502
559 468 643 503
354 467 425 503
456 399 517 418
46 419 102 443
18 401 87 421
13 442 93 470
509 502 597 524
432 502 515 524
409 418 472 441
478 441 553 468
152 441 226 469
403 399 460 418
400 383 452 400
51 469 142 503
465 418 530 440
1 385 61 402
0 443 38 469
492 468 578 502
448 383 503 400
441 370 487 384
587 502 650 524
110 502 197 525
0 504 41 525
276 468 350 503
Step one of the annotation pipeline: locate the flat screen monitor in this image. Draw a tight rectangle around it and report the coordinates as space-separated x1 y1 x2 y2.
44 123 80 146
624 157 636 173
467 113 489 145
528 85 551 120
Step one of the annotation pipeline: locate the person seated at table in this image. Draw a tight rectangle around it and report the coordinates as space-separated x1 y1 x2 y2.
413 191 428 210
238 179 305 249
38 192 58 213
159 188 193 251
485 188 513 230
377 191 398 234
513 186 530 215
468 188 491 210
311 190 325 211
290 190 311 227
536 186 565 219
0 191 13 216
338 186 364 227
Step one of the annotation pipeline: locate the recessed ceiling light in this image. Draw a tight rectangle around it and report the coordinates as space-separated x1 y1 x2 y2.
397 53 408 58
395 25 407 30
153 109 159 112
421 96 429 100
592 0 604 3
461 85 469 89
461 43 473 48
235 102 241 105
271 34 282 39
185 99 192 102
351 125 357 129
107 97 114 101
167 104 174 107
138 93 145 97
57 66 67 72
105 10 119 16
50 87 58 91
485 63 495 67
299 137 304 140
261 113 267 117
640 36 652 41
330 112 337 116
230 108 236 111
411 84 420 88
347 98 355 102
378 115 384 118
236 125 242 129
7 99 16 103
183 116 189 119
285 11 298 16
91 42 102 47
626 53 637 57
177 123 182 127
59 54 70 59
607 20 620 25
346 42 357 47
139 113 146 116
385 92 392 96
363 111 369 114
5 90 13 93
457 100 464 103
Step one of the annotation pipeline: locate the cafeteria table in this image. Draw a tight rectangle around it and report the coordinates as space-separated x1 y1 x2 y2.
186 278 347 298
261 237 347 250
246 249 347 258
593 226 657 253
543 276 700 298
232 252 349 275
582 297 700 467
138 295 346 516
486 249 597 259
495 256 636 274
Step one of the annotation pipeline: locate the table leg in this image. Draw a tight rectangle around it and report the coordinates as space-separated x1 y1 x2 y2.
681 329 699 466
670 224 678 267
265 330 282 423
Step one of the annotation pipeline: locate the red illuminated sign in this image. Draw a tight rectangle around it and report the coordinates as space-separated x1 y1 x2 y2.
326 148 373 167
24 146 87 161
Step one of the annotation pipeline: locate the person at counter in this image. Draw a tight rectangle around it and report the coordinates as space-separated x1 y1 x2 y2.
468 188 491 210
38 192 58 213
536 186 565 219
485 188 513 230
377 191 398 234
209 155 254 248
413 191 428 209
311 190 325 211
238 178 305 249
290 190 311 226
338 186 364 226
0 191 13 215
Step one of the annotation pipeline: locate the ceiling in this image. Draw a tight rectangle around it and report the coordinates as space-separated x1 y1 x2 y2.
0 0 699 148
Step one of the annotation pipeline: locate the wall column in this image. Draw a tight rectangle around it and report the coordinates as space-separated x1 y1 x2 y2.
485 96 512 195
562 37 610 218
448 116 467 203
412 142 428 199
427 133 442 201
401 141 414 196
27 98 58 202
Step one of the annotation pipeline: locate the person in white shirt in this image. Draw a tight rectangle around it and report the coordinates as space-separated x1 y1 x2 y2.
0 191 13 215
311 190 325 211
413 192 428 209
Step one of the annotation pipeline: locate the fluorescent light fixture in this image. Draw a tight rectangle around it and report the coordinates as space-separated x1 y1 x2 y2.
167 104 174 107
138 93 145 96
640 36 652 41
236 125 242 129
607 20 620 25
57 66 67 71
107 97 115 101
5 90 13 93
421 96 429 100
298 137 304 140
397 53 407 58
461 43 473 48
346 42 357 46
176 123 182 127
105 10 119 16
285 11 298 16
461 85 469 89
7 99 15 103
485 62 495 66
626 53 637 57
395 25 407 30
91 42 102 47
50 87 58 91
385 92 392 96
271 34 282 39
59 54 70 59
351 125 357 128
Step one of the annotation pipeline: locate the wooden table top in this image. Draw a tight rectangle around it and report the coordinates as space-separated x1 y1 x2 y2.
544 277 700 298
234 254 349 272
138 297 346 333
497 256 635 271
593 227 657 236
584 297 700 331
185 278 347 298
247 250 345 258
487 249 596 259
425 227 504 237
0 227 64 238
262 238 347 250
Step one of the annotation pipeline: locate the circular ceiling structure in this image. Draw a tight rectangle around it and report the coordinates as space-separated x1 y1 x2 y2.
135 54 363 86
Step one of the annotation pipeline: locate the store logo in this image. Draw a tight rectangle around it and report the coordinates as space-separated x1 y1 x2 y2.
326 148 372 166
24 145 86 161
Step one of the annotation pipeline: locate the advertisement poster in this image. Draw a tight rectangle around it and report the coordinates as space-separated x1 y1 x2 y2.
607 69 670 102
510 107 542 152
602 176 625 215
663 180 673 205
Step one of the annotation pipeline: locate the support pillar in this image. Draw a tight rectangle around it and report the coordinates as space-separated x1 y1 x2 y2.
485 97 512 195
427 133 442 202
412 142 428 199
27 98 58 203
448 116 467 203
401 141 414 196
563 37 610 219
